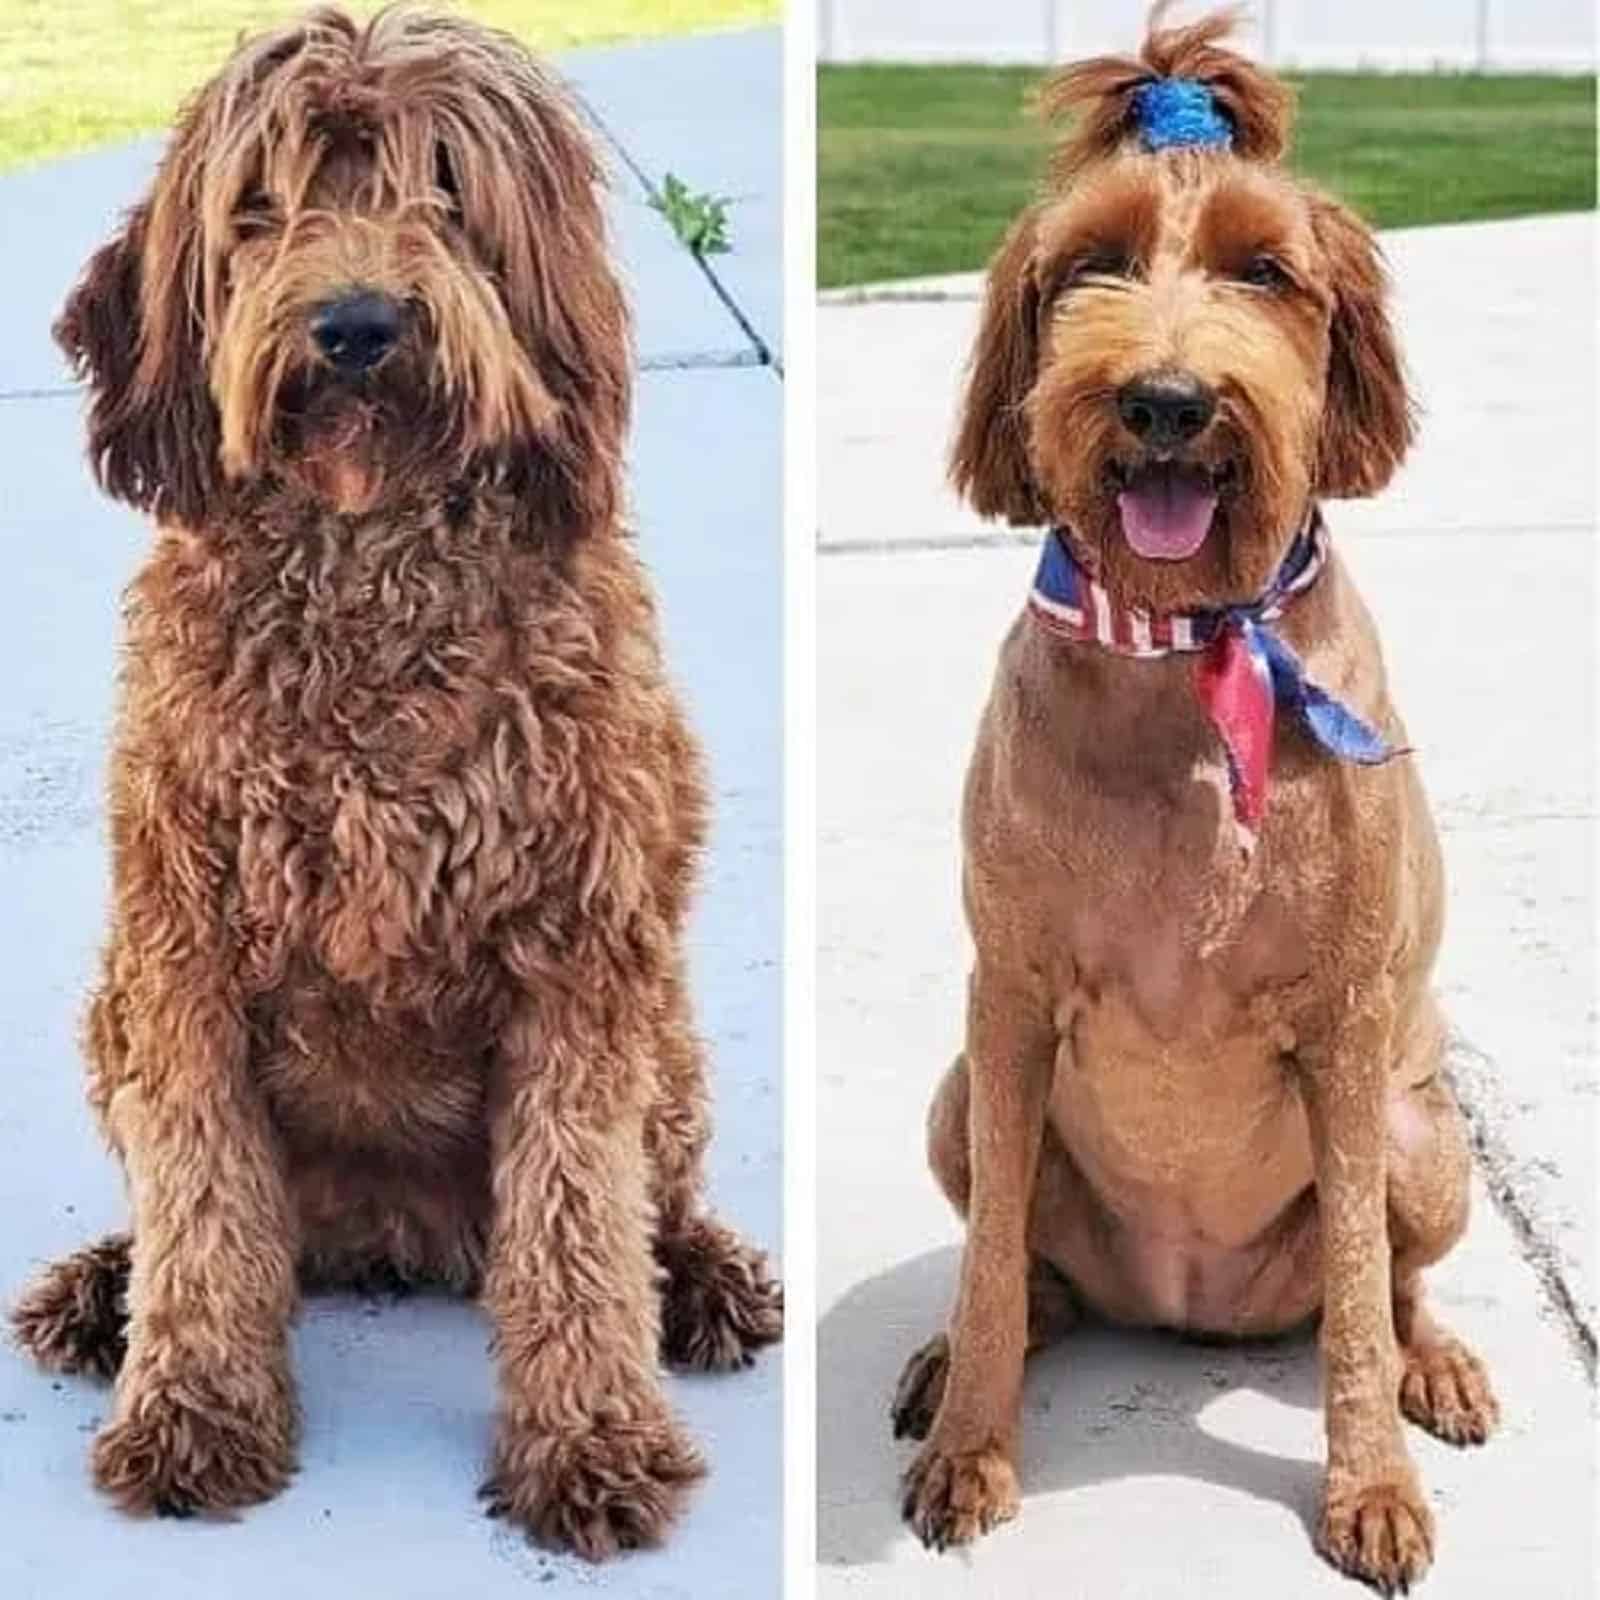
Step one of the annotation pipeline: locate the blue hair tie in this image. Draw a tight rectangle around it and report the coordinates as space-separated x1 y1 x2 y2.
1132 78 1232 152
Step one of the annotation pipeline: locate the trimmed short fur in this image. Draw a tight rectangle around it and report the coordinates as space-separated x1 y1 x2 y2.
10 5 780 1559
893 9 1495 1594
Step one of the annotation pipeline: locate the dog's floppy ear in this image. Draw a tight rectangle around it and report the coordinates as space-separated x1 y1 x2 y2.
496 137 632 544
426 16 631 543
1308 193 1415 499
950 211 1047 525
54 185 227 529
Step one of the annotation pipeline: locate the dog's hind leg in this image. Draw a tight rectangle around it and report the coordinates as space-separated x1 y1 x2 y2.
648 958 783 1373
10 1233 132 1380
1388 1065 1499 1446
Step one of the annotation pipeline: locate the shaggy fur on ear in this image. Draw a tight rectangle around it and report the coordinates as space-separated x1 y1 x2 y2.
54 202 227 528
949 210 1048 525
1307 191 1416 497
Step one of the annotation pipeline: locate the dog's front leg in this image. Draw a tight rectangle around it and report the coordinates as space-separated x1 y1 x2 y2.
480 973 705 1560
903 963 1053 1549
93 953 299 1515
1299 996 1434 1592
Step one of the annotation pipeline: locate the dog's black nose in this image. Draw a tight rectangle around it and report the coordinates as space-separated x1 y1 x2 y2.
311 291 401 374
1117 372 1217 449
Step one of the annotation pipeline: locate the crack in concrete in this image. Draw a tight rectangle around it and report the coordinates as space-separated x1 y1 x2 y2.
572 87 778 379
820 288 981 306
1439 812 1596 831
1447 1031 1597 1385
820 530 1041 555
641 349 768 372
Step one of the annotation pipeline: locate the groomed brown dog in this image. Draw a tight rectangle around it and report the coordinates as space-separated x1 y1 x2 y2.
890 8 1495 1592
10 5 780 1559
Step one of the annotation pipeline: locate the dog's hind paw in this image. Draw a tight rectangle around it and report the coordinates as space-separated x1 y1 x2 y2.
1400 1337 1499 1447
483 1411 706 1561
902 1441 1019 1552
658 1218 783 1372
10 1234 132 1381
1317 1475 1435 1595
92 1373 298 1517
890 1334 948 1442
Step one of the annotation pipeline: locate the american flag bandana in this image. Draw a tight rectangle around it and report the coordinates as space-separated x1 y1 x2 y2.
1027 508 1404 852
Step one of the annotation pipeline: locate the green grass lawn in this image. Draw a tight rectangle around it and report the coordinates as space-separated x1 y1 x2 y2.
819 66 1598 287
0 0 777 172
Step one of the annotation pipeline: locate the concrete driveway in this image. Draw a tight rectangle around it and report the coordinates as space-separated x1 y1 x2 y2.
0 26 782 1600
818 213 1597 1597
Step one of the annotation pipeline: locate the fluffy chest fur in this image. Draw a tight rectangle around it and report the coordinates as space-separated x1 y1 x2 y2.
114 494 673 1006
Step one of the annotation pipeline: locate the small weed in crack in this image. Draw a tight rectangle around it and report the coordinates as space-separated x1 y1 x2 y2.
651 172 733 256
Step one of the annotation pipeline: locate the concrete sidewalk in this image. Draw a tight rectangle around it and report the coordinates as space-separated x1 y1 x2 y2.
819 213 1597 1597
0 27 781 1600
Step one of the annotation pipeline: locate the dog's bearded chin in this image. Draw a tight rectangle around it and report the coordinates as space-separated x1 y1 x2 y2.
281 391 391 514
292 431 385 515
1116 462 1218 562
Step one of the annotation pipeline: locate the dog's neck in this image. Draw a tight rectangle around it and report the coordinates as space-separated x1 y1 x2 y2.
1025 504 1402 853
1030 505 1326 658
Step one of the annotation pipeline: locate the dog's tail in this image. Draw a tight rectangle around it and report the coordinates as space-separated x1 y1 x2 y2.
1038 3 1294 181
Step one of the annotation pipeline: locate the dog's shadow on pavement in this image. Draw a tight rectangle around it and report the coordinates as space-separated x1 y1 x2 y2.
819 1247 1325 1568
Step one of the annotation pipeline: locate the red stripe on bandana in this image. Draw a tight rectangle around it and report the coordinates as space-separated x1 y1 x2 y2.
1192 624 1275 849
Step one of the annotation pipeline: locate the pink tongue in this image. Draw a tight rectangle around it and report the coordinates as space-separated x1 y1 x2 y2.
1117 467 1217 561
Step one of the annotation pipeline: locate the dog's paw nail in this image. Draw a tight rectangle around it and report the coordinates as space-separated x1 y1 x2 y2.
1318 1476 1435 1593
901 1442 1019 1551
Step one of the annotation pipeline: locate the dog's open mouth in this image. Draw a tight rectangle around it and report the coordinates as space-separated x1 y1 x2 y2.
1108 459 1236 562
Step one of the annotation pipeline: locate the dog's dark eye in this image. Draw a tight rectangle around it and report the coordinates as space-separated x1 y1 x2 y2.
435 144 461 211
234 186 277 230
1238 253 1290 290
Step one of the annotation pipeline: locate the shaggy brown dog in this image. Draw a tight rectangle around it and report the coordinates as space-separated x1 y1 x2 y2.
889 10 1495 1592
9 6 780 1558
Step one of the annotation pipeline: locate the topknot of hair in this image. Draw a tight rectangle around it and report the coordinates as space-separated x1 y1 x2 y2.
1037 4 1296 182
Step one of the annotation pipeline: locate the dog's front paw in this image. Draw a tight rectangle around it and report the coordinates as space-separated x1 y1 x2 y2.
1317 1474 1435 1594
482 1410 706 1561
92 1373 298 1517
902 1440 1019 1552
1400 1337 1499 1447
658 1218 784 1372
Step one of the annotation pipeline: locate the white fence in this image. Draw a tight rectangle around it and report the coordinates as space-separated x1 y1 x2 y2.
817 0 1597 70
